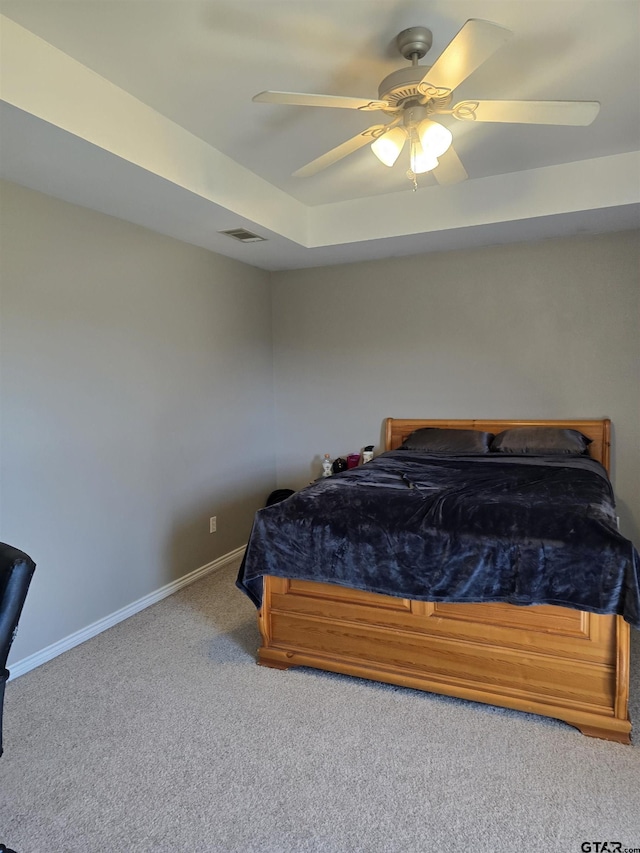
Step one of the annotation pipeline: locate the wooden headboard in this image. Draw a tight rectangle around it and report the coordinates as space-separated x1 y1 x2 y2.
384 418 611 473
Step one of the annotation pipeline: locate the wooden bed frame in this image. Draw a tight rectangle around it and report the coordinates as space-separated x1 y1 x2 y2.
257 418 631 743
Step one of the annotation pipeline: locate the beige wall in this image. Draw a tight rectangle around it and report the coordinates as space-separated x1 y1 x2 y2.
271 231 640 543
1 180 275 663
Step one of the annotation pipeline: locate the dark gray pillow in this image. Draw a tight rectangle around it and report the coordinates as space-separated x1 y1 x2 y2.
401 428 494 454
490 427 592 455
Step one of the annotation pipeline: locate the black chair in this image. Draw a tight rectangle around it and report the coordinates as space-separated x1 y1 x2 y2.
0 543 36 757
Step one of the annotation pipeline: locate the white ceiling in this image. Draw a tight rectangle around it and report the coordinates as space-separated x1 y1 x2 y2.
1 0 639 270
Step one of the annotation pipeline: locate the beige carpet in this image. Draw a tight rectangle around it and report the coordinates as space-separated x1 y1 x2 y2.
1 559 639 853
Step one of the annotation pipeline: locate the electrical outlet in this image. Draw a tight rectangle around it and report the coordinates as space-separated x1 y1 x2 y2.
209 516 217 534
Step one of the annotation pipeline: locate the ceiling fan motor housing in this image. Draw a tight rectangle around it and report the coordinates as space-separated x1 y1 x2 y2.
378 66 429 107
378 65 452 112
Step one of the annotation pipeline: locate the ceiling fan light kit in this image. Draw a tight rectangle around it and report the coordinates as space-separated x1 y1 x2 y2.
408 134 439 178
371 109 453 180
371 127 406 167
253 18 600 190
418 118 453 159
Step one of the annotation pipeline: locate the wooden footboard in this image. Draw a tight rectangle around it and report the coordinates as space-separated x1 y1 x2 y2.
258 576 631 743
255 417 632 743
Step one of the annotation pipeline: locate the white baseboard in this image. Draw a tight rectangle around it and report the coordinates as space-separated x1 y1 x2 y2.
8 546 246 681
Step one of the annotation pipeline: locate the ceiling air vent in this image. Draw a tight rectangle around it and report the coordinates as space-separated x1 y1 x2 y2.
219 228 266 243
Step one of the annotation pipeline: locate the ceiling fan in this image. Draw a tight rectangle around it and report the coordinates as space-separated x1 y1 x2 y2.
253 19 600 189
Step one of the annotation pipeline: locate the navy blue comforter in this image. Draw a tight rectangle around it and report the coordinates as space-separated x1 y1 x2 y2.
237 451 640 629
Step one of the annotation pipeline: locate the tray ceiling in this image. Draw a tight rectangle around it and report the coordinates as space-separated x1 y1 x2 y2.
1 1 638 270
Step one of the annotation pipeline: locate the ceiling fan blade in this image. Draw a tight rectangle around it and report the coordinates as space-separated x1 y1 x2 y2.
253 91 392 111
451 99 601 125
419 19 512 97
433 146 468 185
292 125 390 177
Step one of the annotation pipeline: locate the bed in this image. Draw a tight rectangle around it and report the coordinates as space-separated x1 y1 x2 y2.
238 418 639 743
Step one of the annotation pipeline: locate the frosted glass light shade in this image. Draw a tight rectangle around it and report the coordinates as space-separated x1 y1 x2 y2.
409 138 439 174
417 119 453 158
371 127 407 167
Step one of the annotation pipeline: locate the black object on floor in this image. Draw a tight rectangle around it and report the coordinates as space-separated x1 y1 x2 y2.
0 543 36 758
